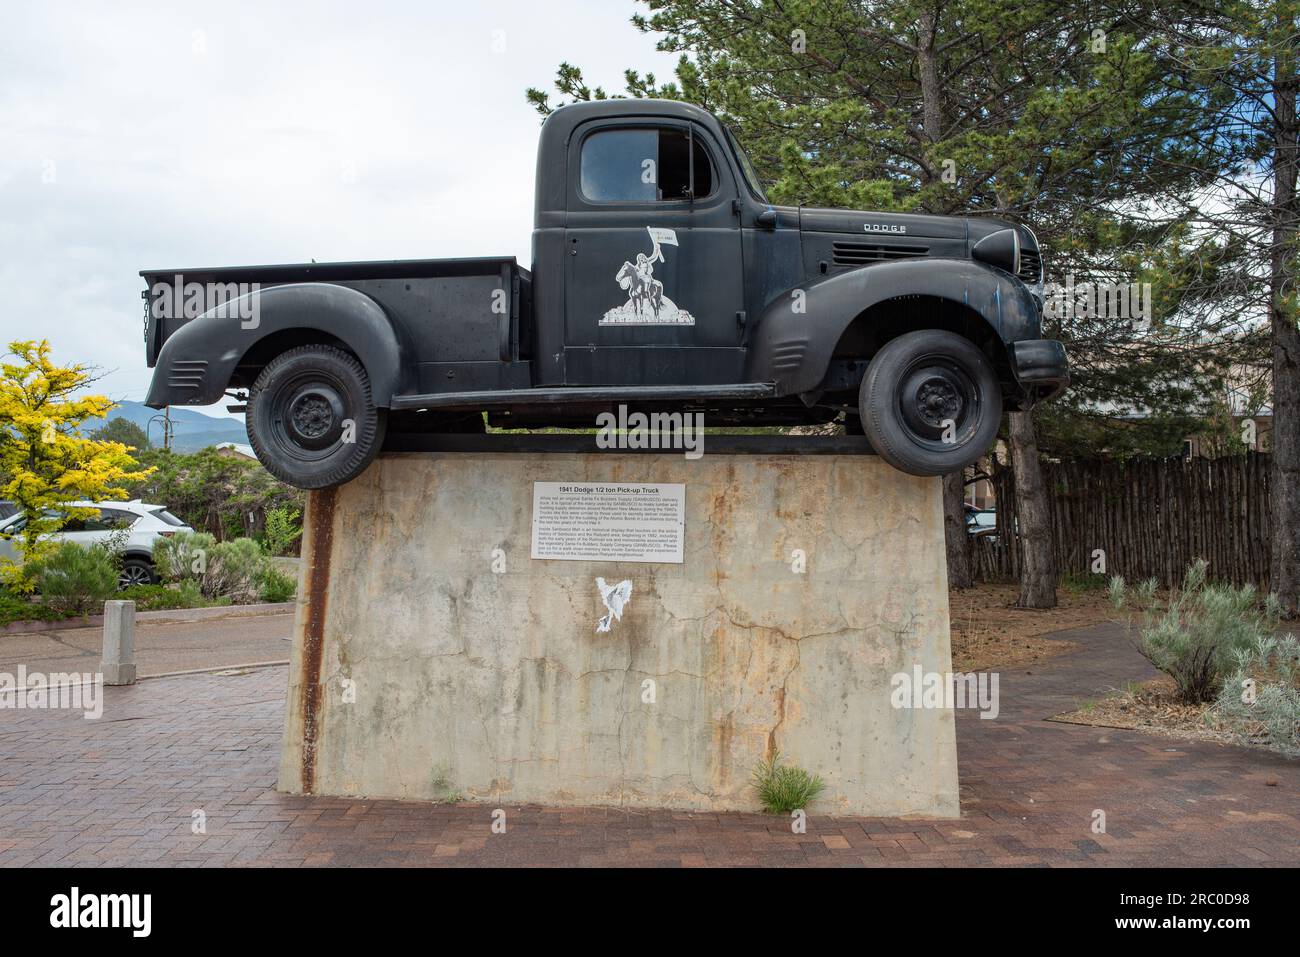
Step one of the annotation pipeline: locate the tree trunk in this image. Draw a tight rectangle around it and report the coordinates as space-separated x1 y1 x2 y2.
943 470 973 588
1269 50 1300 616
1009 410 1057 608
916 12 944 146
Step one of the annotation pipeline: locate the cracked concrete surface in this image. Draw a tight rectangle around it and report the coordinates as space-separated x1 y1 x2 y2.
279 452 959 817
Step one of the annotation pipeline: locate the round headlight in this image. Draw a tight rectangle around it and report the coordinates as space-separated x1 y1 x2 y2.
972 228 1021 276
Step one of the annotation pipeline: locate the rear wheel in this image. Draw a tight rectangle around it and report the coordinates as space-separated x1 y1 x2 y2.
859 329 1001 476
248 345 386 489
119 558 157 589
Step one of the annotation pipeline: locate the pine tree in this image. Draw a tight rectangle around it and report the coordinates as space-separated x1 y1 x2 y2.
1135 0 1300 614
529 0 1259 606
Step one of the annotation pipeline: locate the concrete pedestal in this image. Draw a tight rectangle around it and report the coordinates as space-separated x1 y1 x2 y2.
279 451 959 817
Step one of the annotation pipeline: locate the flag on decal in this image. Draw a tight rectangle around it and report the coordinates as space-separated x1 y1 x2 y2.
646 227 679 263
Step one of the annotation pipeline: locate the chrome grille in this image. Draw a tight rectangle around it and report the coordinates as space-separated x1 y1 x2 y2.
1019 248 1043 283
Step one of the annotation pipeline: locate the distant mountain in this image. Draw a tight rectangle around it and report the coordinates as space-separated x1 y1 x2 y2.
88 400 248 453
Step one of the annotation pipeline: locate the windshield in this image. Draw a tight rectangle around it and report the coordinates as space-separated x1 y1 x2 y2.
724 126 768 203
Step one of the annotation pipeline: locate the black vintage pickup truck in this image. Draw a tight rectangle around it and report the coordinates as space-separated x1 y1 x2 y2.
142 99 1067 489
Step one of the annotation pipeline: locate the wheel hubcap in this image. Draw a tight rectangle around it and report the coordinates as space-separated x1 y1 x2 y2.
898 361 979 447
120 566 150 588
285 385 345 450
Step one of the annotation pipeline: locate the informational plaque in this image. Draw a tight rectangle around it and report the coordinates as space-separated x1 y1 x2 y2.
530 482 685 563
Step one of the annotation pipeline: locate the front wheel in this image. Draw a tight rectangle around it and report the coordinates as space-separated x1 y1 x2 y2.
248 345 387 489
859 330 1001 476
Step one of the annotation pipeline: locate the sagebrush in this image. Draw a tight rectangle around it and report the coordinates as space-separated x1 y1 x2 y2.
153 530 280 603
152 530 217 581
1215 633 1300 757
1111 559 1280 704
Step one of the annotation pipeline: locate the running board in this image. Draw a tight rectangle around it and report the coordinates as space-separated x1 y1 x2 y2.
388 382 778 411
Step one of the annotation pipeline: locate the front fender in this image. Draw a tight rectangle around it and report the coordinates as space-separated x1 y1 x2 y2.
144 283 405 408
745 258 1041 395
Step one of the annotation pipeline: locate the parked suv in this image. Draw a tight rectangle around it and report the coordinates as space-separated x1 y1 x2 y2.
0 501 193 587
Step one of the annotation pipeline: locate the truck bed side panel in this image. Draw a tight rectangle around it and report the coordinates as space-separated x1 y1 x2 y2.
141 257 534 403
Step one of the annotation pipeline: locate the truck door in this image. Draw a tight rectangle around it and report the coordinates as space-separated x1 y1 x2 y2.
563 120 746 385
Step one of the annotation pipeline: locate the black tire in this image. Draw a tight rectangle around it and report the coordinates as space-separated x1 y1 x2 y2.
119 558 157 589
859 329 1001 476
247 345 387 489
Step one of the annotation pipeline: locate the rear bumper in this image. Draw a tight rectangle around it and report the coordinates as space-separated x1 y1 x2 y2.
1010 339 1069 401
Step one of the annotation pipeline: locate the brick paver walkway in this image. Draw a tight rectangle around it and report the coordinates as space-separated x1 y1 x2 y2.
1 624 1296 866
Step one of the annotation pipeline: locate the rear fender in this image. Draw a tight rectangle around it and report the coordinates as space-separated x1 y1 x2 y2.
144 283 406 408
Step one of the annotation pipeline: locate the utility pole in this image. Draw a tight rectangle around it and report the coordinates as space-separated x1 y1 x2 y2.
147 408 175 451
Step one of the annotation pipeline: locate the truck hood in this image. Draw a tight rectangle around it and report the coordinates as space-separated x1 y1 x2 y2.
794 206 1041 284
797 206 1019 243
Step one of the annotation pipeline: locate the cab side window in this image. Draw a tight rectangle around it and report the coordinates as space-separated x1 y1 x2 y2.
580 127 715 203
657 128 713 199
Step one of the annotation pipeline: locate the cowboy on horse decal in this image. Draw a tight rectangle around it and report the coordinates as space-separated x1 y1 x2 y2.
600 227 696 326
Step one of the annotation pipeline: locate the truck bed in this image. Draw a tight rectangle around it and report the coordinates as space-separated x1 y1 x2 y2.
141 257 532 394
141 255 527 286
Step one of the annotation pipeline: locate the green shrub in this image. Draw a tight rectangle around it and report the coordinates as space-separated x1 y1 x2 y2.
154 531 290 604
176 578 227 607
120 446 306 544
261 506 302 557
256 563 297 603
1216 634 1300 757
1111 559 1281 704
1061 570 1109 593
750 751 827 814
0 587 67 626
117 583 178 609
153 530 218 582
30 542 119 616
203 538 268 602
118 582 214 611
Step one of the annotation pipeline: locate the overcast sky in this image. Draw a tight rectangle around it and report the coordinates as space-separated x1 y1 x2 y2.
0 0 677 420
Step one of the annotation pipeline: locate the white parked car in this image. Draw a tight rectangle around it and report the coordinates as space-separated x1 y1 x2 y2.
0 500 193 587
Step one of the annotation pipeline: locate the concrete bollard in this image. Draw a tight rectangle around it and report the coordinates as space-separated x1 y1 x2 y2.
101 600 137 686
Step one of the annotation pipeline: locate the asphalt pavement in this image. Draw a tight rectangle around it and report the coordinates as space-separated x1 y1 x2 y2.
0 610 294 677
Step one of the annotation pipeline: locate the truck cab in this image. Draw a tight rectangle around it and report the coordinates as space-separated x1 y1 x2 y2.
142 98 1068 489
534 103 750 387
